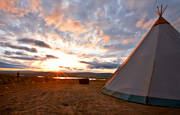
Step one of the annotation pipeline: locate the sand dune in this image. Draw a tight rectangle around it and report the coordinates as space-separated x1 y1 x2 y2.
0 80 180 115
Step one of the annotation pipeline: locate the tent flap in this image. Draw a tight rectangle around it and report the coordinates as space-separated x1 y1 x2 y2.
102 88 146 104
102 88 180 108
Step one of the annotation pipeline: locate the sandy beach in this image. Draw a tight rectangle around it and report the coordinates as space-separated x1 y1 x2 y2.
1 79 180 115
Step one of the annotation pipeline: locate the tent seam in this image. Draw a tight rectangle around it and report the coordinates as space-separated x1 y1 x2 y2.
146 25 160 104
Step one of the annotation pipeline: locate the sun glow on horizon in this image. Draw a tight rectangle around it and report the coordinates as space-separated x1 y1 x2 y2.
42 57 83 72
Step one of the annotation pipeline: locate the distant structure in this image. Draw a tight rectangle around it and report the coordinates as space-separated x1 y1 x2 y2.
79 79 89 85
102 4 180 108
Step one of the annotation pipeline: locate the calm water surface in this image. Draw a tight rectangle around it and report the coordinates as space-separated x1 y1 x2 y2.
37 76 106 80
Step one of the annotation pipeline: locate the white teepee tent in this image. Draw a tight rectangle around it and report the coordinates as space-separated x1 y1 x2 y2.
102 5 180 107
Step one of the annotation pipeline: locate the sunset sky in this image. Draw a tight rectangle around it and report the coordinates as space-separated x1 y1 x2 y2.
0 0 180 73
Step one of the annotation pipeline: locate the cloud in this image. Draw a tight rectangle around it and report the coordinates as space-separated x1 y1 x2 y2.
4 52 58 61
18 38 51 48
103 41 136 51
80 60 120 69
0 42 37 53
4 51 27 56
124 0 152 10
0 61 27 69
29 0 42 13
0 0 28 17
43 5 86 33
45 55 58 59
143 19 154 29
99 30 103 36
136 17 154 30
44 5 64 27
136 18 145 28
45 33 61 40
0 0 18 14
122 38 137 45
8 56 38 60
0 23 5 27
102 35 110 43
4 51 12 55
58 66 84 71
173 17 180 30
98 29 111 43
0 0 43 17
60 18 84 32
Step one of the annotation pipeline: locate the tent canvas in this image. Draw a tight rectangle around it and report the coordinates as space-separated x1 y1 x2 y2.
102 6 180 108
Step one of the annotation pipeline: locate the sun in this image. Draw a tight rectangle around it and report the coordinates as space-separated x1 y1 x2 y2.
42 56 81 71
42 60 61 71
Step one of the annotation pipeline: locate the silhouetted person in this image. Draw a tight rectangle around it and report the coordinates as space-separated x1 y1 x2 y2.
17 71 20 77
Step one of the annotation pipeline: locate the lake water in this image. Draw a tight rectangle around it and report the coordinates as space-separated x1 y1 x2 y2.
53 77 106 81
37 76 106 81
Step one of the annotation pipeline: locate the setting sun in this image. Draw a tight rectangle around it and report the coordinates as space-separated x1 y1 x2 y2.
41 54 83 71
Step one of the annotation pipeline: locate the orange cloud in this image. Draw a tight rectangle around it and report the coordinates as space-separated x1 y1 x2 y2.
0 23 5 27
99 30 103 36
29 0 42 13
102 35 110 43
44 6 64 27
136 18 144 28
44 5 84 33
173 17 180 29
98 29 110 43
142 19 154 29
136 16 154 30
122 39 135 45
0 0 18 14
176 18 180 23
0 0 42 17
60 18 84 32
